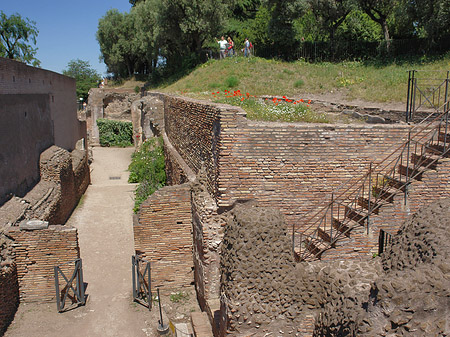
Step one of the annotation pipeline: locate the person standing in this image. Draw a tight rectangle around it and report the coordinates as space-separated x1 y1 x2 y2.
244 38 250 57
227 36 235 57
217 36 228 59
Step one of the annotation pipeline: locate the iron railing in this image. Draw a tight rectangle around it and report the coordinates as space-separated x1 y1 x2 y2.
132 255 152 310
54 258 85 312
294 73 450 261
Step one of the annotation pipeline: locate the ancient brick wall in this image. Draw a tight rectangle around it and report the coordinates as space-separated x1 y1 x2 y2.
0 57 86 206
161 94 410 229
135 184 193 290
6 225 80 302
0 263 19 334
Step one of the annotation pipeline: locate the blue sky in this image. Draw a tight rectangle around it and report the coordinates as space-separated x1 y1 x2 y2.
1 1 132 76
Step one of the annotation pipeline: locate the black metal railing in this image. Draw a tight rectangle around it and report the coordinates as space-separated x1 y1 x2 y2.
294 72 450 261
132 255 152 310
378 229 394 256
54 258 85 312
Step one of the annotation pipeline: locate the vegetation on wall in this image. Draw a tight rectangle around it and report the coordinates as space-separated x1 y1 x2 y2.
128 138 166 212
97 118 133 147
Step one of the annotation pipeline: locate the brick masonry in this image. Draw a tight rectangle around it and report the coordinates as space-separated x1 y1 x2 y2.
0 262 19 335
6 225 80 302
135 184 193 290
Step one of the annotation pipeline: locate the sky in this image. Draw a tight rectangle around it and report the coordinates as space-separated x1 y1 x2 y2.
1 1 132 76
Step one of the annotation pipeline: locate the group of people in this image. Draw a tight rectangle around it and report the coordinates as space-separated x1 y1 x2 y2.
216 36 252 59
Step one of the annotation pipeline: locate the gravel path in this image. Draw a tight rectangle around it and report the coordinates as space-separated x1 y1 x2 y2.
5 147 155 337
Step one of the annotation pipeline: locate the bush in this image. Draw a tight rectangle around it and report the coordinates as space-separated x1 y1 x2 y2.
294 79 305 88
134 85 140 94
97 119 133 147
224 76 239 88
128 138 166 212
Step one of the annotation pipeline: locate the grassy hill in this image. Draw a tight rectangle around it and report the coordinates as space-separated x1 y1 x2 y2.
161 55 450 104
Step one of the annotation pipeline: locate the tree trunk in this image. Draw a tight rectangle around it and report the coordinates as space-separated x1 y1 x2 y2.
382 20 391 52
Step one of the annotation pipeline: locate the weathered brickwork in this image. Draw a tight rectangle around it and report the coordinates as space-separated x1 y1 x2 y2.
163 96 234 197
160 94 410 230
0 58 87 205
0 262 19 335
135 184 193 290
6 225 80 302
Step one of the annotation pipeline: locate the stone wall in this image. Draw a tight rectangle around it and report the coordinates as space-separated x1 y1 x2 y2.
6 225 80 302
0 145 90 228
219 204 381 336
0 57 86 206
134 184 193 290
0 234 19 335
161 94 410 229
130 95 164 149
314 198 450 336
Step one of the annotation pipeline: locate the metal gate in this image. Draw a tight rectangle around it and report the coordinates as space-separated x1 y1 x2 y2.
406 70 449 122
54 258 86 312
132 255 152 310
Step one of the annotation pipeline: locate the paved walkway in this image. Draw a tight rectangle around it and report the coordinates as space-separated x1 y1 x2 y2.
5 147 156 337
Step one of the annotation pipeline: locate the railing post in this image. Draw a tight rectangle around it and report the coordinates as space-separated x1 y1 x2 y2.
405 129 411 205
367 163 372 235
330 192 334 240
132 255 137 300
54 266 61 312
406 70 412 123
77 259 85 306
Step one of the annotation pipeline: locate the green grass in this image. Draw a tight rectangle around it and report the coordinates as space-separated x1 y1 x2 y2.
161 54 450 104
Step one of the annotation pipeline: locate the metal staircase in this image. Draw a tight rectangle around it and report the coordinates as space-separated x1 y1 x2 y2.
294 71 450 261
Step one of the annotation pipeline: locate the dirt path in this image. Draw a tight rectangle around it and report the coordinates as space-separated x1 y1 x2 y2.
5 147 155 337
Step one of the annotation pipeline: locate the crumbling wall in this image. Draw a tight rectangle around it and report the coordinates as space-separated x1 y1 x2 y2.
219 204 381 336
6 225 80 302
0 57 86 206
130 95 164 149
0 145 90 228
314 198 450 336
134 184 193 290
85 88 138 144
0 233 19 335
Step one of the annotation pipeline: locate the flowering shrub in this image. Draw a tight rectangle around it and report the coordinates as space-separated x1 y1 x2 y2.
211 90 329 123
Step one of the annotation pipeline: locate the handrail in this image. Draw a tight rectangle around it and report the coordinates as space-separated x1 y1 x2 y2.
295 98 450 260
298 101 449 236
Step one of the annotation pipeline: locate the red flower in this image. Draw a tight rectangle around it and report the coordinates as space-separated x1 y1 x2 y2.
300 99 304 102
136 134 140 138
308 100 311 104
241 97 245 101
282 96 286 99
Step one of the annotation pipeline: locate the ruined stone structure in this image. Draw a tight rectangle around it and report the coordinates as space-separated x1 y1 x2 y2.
0 57 87 206
85 88 138 144
0 59 88 333
133 92 449 336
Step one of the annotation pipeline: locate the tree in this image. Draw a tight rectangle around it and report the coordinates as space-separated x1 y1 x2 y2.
97 9 141 77
63 59 101 101
357 0 395 43
0 11 40 66
309 0 356 41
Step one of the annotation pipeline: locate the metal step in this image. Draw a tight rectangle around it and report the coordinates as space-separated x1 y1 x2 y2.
411 153 438 170
372 187 395 203
357 197 380 214
425 144 450 157
332 218 351 237
438 132 450 144
304 238 325 258
317 228 336 247
398 164 423 180
345 206 366 225
384 176 408 192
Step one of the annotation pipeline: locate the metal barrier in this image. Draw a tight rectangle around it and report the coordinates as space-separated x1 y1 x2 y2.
54 258 85 312
378 229 393 256
132 255 152 310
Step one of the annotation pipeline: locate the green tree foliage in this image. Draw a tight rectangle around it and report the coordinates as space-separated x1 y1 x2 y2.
357 0 395 42
0 11 40 66
63 59 101 101
407 0 450 44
